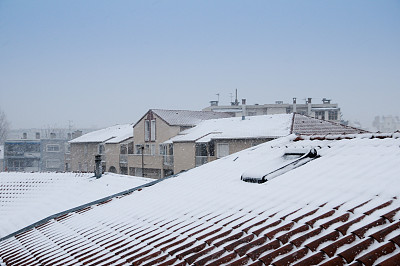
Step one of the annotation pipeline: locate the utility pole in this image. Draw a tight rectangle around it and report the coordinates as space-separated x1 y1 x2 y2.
141 145 145 177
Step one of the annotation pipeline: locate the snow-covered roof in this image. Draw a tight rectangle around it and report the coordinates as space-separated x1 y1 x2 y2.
150 109 233 126
167 113 366 143
168 114 293 143
0 172 152 238
1 133 400 265
69 124 133 144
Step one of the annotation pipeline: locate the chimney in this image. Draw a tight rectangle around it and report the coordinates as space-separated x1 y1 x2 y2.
22 133 27 139
293 98 297 113
35 132 40 139
72 130 82 139
307 98 312 116
50 133 56 139
242 99 246 120
94 154 102 178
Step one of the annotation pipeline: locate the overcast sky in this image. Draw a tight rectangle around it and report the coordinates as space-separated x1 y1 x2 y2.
0 0 399 130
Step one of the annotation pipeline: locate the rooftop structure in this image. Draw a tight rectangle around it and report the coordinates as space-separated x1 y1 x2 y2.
1 133 399 265
203 97 342 123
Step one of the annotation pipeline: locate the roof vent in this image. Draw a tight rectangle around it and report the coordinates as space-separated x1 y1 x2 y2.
241 148 319 184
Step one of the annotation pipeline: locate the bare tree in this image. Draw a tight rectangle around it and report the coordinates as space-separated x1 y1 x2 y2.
0 108 10 144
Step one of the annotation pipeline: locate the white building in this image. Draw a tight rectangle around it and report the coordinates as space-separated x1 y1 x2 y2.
203 97 341 123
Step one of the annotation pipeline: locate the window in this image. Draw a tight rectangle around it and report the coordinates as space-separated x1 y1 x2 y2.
144 120 150 141
315 111 325 120
135 144 143 154
159 144 166 155
65 143 70 154
151 120 156 141
120 144 127 154
328 110 338 120
98 144 105 154
46 144 60 152
150 144 156 155
195 143 208 156
217 143 229 158
46 159 61 169
128 142 134 154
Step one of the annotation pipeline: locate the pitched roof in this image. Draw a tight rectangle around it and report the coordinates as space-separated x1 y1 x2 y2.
292 113 368 135
69 124 133 144
1 133 400 265
0 172 152 238
168 114 293 143
167 113 366 143
141 109 234 127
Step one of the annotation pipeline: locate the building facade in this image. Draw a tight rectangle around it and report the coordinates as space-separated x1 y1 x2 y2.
69 124 134 173
203 97 341 123
3 133 67 172
127 109 233 179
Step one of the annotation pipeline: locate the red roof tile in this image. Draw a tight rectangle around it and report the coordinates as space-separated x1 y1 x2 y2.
2 135 400 265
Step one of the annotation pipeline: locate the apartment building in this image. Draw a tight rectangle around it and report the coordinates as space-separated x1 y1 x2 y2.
127 109 233 179
203 97 341 123
69 124 133 173
3 132 67 172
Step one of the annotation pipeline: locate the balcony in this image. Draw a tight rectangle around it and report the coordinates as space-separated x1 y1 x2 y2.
163 155 174 166
195 156 208 167
119 154 128 164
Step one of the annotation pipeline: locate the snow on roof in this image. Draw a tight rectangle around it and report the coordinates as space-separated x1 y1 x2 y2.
0 172 152 238
151 109 233 126
1 134 400 265
69 124 133 144
166 113 366 143
168 114 293 143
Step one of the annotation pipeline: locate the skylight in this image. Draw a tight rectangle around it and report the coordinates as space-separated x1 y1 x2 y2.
241 148 319 183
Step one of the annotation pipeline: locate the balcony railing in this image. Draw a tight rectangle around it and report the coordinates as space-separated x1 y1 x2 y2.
195 156 208 167
119 154 128 163
163 155 174 166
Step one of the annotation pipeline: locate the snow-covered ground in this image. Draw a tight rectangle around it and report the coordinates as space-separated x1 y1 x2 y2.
0 172 152 238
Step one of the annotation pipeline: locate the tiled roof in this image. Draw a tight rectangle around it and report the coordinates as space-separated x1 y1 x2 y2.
151 109 234 126
69 124 133 144
0 172 152 238
1 134 400 265
292 114 368 135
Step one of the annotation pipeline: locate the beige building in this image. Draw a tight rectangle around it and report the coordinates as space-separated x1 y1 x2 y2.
69 124 133 173
167 113 368 173
127 109 233 179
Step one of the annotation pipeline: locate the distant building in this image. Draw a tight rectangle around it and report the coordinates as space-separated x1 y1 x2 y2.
3 132 68 172
0 145 4 172
372 115 400 132
69 124 134 173
203 97 341 123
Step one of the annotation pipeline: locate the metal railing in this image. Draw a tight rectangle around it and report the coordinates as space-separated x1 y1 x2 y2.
195 156 208 167
163 155 174 166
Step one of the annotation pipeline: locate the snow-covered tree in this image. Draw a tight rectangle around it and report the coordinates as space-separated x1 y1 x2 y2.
0 108 9 144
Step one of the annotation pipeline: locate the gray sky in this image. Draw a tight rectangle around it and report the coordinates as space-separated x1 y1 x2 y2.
0 0 399 130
